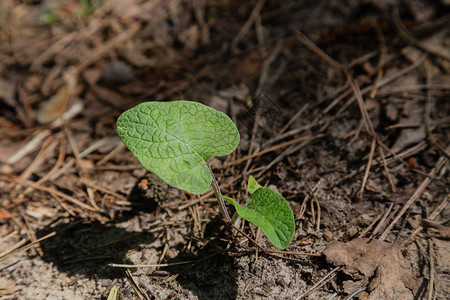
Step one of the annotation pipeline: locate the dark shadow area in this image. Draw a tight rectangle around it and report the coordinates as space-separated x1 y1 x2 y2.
37 221 155 279
113 172 169 223
35 174 165 279
166 235 238 300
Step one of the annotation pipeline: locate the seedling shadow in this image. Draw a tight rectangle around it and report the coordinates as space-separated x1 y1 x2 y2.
166 231 238 300
37 221 154 279
113 173 168 223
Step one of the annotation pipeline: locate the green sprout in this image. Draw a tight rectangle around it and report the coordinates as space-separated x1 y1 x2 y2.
77 0 92 19
117 101 295 249
40 10 57 25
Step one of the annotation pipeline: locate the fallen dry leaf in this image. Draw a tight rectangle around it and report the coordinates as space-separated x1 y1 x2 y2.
0 278 18 296
323 238 419 299
36 85 69 124
0 209 13 220
390 100 426 153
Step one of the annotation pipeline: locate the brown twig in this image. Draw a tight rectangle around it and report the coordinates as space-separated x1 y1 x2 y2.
424 60 450 159
124 268 149 300
255 135 324 178
393 7 450 61
427 240 436 300
0 220 83 261
23 136 66 195
358 212 383 238
379 148 449 241
304 178 323 231
336 54 427 117
404 195 449 246
379 147 397 193
359 138 376 198
3 176 97 211
65 127 100 211
370 203 394 239
295 266 341 299
225 134 323 167
231 0 266 51
278 103 309 135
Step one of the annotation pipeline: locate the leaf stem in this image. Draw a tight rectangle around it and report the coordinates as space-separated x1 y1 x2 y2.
208 163 231 222
231 212 241 227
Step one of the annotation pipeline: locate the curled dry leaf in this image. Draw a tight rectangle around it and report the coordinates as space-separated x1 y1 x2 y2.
36 86 69 124
323 238 419 299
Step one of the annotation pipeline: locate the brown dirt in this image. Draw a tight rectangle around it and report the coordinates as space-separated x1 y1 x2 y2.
0 0 449 299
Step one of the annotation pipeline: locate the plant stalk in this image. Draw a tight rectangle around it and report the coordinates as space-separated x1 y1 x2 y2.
208 163 231 222
231 212 241 227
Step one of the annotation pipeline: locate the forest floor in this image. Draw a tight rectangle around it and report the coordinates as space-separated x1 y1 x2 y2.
0 0 449 299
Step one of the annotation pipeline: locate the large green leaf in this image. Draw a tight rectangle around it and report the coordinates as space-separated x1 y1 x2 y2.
117 101 240 194
222 188 295 249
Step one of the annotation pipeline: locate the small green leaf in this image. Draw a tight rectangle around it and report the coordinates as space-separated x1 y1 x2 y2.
117 101 240 194
222 188 295 249
247 175 262 194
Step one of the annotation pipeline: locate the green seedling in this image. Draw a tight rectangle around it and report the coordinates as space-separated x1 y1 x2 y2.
40 10 57 25
117 100 295 249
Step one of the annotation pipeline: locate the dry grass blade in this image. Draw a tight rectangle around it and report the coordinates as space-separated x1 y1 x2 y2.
427 240 436 300
393 7 450 61
359 138 376 198
74 22 141 73
7 130 51 164
1 1 448 298
255 135 323 178
379 147 397 193
19 134 59 180
304 178 322 231
65 127 100 211
404 195 449 245
0 232 55 262
379 147 449 241
109 261 196 268
336 54 427 116
225 134 323 167
0 238 27 261
424 60 450 159
231 0 266 51
23 136 66 195
278 103 309 135
3 176 97 211
296 266 340 299
295 31 343 71
358 212 383 238
370 203 395 239
0 220 84 261
124 268 148 300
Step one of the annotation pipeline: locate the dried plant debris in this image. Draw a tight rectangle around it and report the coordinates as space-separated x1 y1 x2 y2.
0 0 449 298
323 238 420 299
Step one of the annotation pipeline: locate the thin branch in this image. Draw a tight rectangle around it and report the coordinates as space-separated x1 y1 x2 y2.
359 138 376 198
379 148 449 240
231 0 266 51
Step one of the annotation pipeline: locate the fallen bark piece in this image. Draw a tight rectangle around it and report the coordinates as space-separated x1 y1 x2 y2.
323 238 419 299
